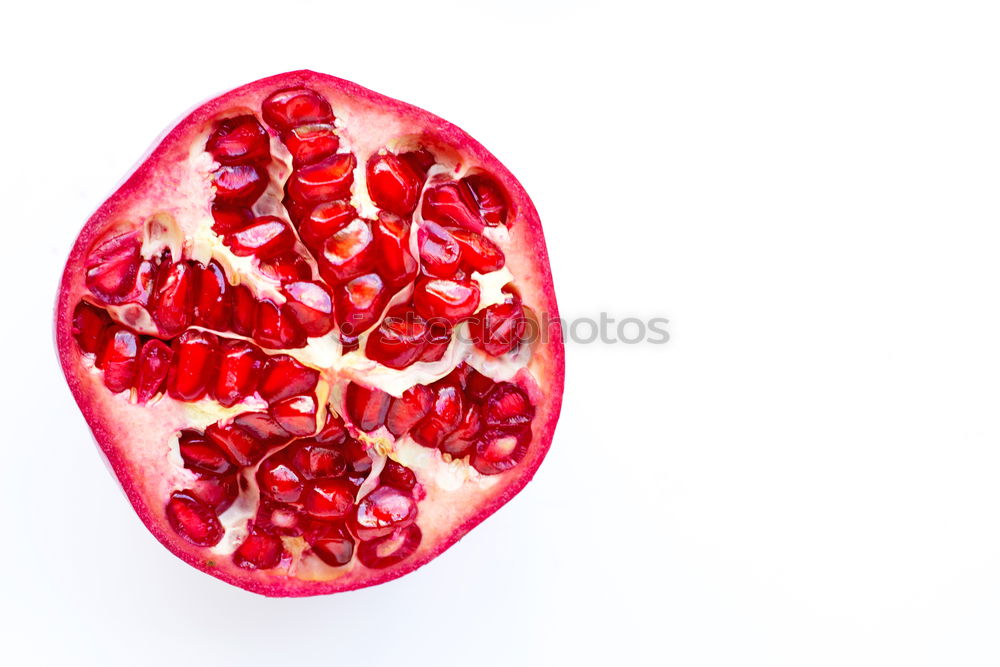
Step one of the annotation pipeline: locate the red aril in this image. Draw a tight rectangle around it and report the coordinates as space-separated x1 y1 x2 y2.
57 71 563 597
282 124 340 166
366 152 424 216
135 339 173 403
286 153 356 204
225 216 295 258
234 529 285 570
206 115 270 165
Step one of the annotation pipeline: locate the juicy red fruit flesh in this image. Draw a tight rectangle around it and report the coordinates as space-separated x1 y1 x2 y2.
59 71 561 598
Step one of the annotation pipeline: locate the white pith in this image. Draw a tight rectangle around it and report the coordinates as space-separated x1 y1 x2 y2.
78 105 540 575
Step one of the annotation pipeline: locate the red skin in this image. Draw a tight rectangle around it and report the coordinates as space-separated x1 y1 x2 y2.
54 70 564 597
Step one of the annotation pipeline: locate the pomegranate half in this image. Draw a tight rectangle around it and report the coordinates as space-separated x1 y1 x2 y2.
55 70 563 596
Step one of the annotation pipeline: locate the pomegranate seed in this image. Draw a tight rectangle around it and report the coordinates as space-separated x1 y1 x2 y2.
234 529 284 570
167 330 218 401
307 523 355 567
314 412 349 445
213 164 267 206
95 326 140 393
449 228 505 274
386 385 433 437
421 174 508 231
412 277 480 323
356 524 422 569
290 441 346 479
258 458 305 503
341 438 373 479
150 260 194 337
206 115 270 165
190 472 240 513
254 301 307 349
365 306 428 369
282 280 335 337
257 501 307 536
319 217 374 283
135 338 173 403
345 383 391 431
366 152 423 216
483 382 535 427
166 492 223 547
178 430 233 475
400 149 435 175
211 205 254 234
380 460 417 492
462 174 508 226
212 339 262 407
442 362 471 388
131 260 157 308
192 261 232 330
282 124 340 166
270 394 318 436
334 272 387 344
205 422 266 467
411 382 463 448
230 284 257 336
72 302 112 354
469 302 526 357
464 366 495 400
262 88 334 130
85 230 141 302
418 320 453 362
257 355 319 402
258 252 312 283
372 212 417 289
417 222 461 277
298 199 356 250
470 427 531 475
304 479 355 519
232 411 293 444
286 153 356 204
351 486 417 540
439 404 482 458
421 182 483 231
225 216 295 258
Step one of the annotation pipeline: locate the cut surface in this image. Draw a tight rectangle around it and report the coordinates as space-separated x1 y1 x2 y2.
56 70 563 597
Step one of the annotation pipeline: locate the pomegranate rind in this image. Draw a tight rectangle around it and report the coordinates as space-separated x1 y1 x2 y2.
55 70 564 597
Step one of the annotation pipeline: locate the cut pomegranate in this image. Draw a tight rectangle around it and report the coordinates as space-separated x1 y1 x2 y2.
57 71 563 597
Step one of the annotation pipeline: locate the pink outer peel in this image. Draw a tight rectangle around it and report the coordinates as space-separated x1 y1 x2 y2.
55 70 564 596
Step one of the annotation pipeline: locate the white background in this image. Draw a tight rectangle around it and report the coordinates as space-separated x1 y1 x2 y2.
3 0 1000 664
